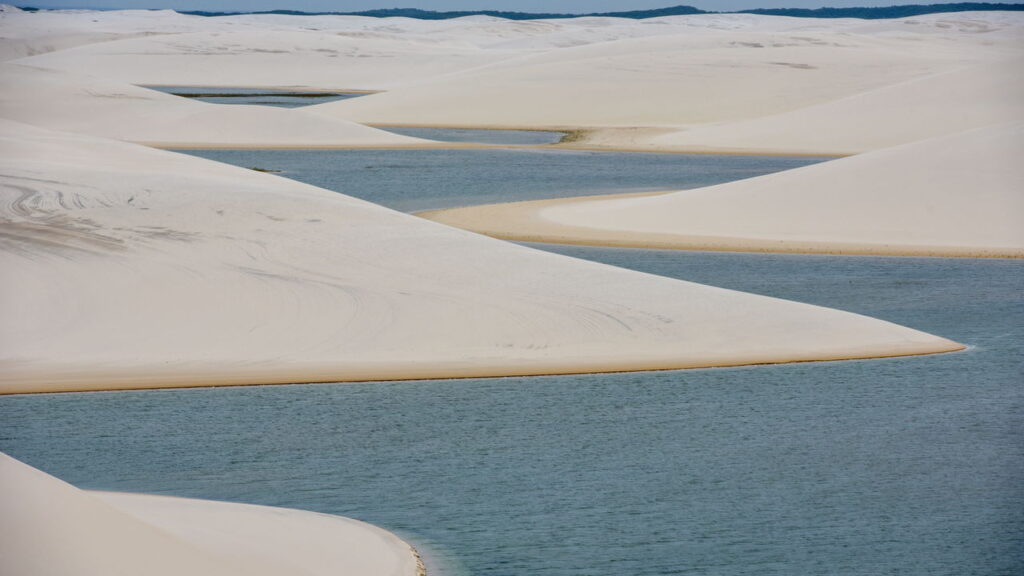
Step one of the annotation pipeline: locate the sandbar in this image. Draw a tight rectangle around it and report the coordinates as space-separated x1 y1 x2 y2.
420 123 1024 258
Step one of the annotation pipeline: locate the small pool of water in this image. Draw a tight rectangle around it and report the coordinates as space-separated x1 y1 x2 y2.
144 85 366 108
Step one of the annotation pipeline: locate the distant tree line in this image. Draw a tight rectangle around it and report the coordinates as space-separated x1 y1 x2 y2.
738 2 1024 18
174 6 705 20
19 3 1022 20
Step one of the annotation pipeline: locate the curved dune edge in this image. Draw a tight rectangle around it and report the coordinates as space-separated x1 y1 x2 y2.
550 59 1024 156
0 120 964 395
1 339 966 395
419 123 1024 259
0 453 424 576
0 62 432 149
417 191 1023 259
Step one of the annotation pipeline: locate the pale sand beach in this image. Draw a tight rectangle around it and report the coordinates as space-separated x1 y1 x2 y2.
0 452 422 576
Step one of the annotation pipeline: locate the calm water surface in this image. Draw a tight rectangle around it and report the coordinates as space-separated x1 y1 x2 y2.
2 145 1021 576
182 147 829 212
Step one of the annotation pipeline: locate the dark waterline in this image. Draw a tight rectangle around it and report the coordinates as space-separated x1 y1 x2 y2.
2 145 1021 576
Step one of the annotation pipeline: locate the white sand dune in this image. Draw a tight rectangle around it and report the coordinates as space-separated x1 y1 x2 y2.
5 13 525 90
3 11 804 90
0 452 421 576
5 10 1020 153
309 12 1023 137
422 123 1024 257
0 8 218 62
0 10 1000 575
0 120 961 394
312 30 953 128
581 58 1024 155
0 63 427 148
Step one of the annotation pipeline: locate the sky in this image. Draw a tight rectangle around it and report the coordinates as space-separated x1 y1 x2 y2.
23 1 1024 13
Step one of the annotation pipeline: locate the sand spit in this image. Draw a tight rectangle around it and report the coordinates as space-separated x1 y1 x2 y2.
0 120 961 394
422 123 1024 258
0 452 422 576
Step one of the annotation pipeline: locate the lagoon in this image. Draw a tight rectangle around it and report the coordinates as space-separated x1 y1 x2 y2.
182 146 830 212
2 250 1020 576
2 145 1020 576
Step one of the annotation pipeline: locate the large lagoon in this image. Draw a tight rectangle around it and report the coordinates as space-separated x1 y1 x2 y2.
2 142 1020 575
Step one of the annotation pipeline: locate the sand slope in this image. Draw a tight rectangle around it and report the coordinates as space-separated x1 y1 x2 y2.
5 13 525 90
580 58 1024 155
313 29 953 128
310 12 1023 140
5 10 1020 154
0 120 961 394
422 123 1024 257
0 8 217 62
0 63 426 148
0 453 421 576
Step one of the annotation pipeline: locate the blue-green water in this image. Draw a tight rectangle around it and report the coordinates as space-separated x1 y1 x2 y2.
182 147 830 212
2 251 1020 575
1 146 1021 575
